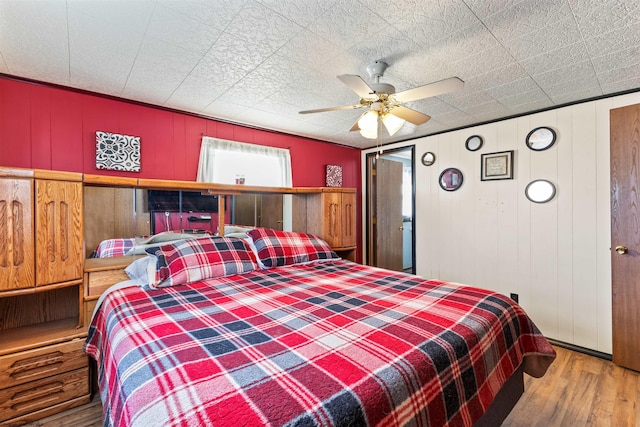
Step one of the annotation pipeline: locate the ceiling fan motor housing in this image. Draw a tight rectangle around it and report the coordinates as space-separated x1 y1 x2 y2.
366 61 388 80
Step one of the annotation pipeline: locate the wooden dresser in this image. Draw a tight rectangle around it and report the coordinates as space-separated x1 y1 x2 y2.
0 167 90 424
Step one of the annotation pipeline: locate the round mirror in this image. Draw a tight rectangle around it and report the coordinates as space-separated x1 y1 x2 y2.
525 179 556 203
421 152 436 166
526 127 556 151
465 135 483 151
439 168 464 191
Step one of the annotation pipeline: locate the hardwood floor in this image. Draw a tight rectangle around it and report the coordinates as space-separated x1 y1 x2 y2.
35 346 638 426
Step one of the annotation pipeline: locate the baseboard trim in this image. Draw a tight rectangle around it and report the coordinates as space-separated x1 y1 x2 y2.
547 338 612 361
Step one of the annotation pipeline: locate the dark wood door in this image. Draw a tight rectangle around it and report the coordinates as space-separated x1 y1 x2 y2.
610 103 640 372
374 158 404 271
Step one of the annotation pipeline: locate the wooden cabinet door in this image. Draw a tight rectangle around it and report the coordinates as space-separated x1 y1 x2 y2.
322 192 342 248
0 179 34 291
35 180 83 287
341 192 356 248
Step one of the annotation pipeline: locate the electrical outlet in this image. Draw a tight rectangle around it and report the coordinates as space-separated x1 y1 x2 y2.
510 293 519 303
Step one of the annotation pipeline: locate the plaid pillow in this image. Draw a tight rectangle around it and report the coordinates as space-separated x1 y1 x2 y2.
94 238 136 258
145 237 258 288
247 228 339 269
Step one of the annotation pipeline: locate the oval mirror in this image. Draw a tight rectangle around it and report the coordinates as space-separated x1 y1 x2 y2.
525 179 556 203
439 168 464 192
421 152 436 166
465 135 483 151
526 127 556 151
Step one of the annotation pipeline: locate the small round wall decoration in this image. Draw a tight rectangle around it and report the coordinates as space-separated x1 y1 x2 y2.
526 127 556 151
421 152 436 166
465 135 483 151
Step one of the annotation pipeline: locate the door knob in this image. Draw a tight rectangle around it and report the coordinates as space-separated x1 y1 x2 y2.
615 245 628 255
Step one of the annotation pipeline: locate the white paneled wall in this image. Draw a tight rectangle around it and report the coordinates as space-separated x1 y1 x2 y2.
362 92 640 354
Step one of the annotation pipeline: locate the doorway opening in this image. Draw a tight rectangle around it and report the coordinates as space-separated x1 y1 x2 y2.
366 146 415 274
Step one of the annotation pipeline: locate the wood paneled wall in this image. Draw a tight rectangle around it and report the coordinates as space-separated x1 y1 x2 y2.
363 91 640 354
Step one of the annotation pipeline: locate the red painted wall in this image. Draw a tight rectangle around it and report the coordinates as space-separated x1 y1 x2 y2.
0 76 363 259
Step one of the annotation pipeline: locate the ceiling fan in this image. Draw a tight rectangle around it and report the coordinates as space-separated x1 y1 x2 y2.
299 61 464 139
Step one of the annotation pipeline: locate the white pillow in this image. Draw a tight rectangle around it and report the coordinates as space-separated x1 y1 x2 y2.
124 255 158 286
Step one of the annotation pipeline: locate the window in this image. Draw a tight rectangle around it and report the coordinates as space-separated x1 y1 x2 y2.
196 137 292 187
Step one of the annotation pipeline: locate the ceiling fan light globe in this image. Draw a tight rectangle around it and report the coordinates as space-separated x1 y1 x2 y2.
360 127 378 139
358 110 379 138
382 113 405 136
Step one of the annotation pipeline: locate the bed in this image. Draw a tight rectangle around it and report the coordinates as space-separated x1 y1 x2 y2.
84 228 555 427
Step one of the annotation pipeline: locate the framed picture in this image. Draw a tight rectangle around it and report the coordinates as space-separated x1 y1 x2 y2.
481 150 514 181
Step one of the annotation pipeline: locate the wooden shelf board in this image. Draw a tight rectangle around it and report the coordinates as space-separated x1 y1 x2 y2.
84 255 143 272
0 318 88 356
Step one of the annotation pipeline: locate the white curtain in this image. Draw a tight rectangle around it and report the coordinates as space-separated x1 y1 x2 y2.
197 137 292 187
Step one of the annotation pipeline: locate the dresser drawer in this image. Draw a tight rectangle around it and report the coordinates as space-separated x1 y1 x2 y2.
0 339 88 389
87 269 129 297
0 366 89 422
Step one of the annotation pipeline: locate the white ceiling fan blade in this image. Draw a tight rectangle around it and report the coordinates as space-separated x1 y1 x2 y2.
393 77 464 103
349 112 367 131
299 104 364 114
389 105 431 125
337 74 375 98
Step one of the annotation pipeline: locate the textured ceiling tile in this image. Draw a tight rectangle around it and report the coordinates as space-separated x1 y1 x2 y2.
427 21 500 66
403 97 458 117
519 42 591 76
190 32 271 84
507 98 554 115
533 60 598 88
484 0 572 43
441 90 497 110
161 0 246 30
347 26 424 74
464 0 522 19
591 46 640 73
570 0 640 37
121 74 181 106
201 100 249 121
67 0 155 30
602 77 640 94
0 52 7 73
539 74 602 99
0 0 69 79
69 52 133 96
135 38 203 75
497 88 551 109
215 71 289 108
145 5 223 55
503 15 583 60
464 101 511 121
308 0 389 50
224 2 303 53
278 29 344 70
484 77 541 99
256 0 338 28
389 0 478 46
549 87 602 104
68 9 144 59
434 108 475 126
165 75 222 112
597 62 640 86
443 47 517 81
583 21 640 58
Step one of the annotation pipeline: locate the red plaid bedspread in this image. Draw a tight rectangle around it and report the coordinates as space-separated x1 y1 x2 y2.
85 260 555 427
